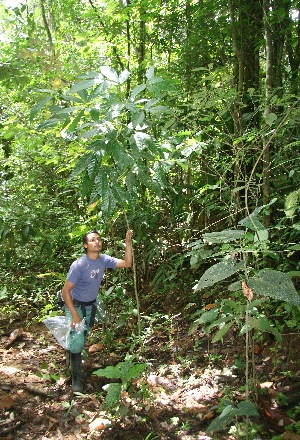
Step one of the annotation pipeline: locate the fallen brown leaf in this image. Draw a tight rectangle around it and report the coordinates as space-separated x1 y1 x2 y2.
0 391 14 409
89 343 105 353
4 328 24 348
89 418 111 431
260 381 275 390
282 432 300 440
9 328 24 340
185 401 208 413
146 407 165 417
203 303 217 310
258 396 294 432
44 414 59 423
202 411 214 420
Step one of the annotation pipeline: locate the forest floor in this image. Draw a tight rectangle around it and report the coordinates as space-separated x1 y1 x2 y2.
1 313 300 440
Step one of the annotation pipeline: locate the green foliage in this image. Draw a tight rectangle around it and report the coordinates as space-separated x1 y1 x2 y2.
247 269 300 307
36 361 61 383
189 297 281 343
1 0 299 346
206 399 259 433
61 400 75 417
151 253 185 292
193 257 245 290
285 188 300 218
191 206 299 304
188 205 299 344
0 287 8 301
143 433 159 440
93 354 147 410
33 65 178 219
0 8 299 440
100 283 137 332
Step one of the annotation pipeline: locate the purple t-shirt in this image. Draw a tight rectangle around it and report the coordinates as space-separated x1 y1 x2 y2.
67 254 118 302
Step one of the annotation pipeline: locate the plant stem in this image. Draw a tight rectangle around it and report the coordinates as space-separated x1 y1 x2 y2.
125 213 141 339
245 299 250 400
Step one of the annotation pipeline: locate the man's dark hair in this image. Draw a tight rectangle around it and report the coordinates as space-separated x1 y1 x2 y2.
82 230 101 246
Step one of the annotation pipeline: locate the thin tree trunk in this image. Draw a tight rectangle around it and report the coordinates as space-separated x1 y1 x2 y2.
126 18 131 97
137 17 146 83
229 0 243 218
286 6 300 95
39 0 55 55
229 0 263 222
263 0 273 226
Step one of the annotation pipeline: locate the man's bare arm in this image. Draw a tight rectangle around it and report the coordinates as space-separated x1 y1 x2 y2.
115 230 133 268
62 280 81 326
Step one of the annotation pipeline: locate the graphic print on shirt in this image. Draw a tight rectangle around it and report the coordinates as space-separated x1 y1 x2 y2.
90 269 100 279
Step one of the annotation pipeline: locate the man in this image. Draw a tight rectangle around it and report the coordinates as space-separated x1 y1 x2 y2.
62 229 133 392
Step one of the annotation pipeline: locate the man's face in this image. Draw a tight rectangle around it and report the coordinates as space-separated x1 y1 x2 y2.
84 233 102 252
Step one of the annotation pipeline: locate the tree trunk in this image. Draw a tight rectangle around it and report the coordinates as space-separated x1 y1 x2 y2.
39 0 55 55
228 0 263 221
262 0 276 226
137 16 146 83
286 6 300 95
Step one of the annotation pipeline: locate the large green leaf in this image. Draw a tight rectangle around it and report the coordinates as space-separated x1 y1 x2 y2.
238 200 277 231
56 106 82 115
118 69 130 84
148 105 172 115
265 112 277 126
188 307 220 334
65 109 85 133
125 171 138 193
206 400 258 433
193 258 245 290
206 404 235 432
207 315 233 333
111 142 134 168
87 155 98 179
81 173 95 198
102 187 116 215
245 316 282 341
130 84 146 99
103 383 122 408
285 188 300 218
235 400 259 417
37 118 61 130
100 66 119 83
69 152 94 179
125 363 147 383
202 229 245 244
131 111 145 128
30 95 53 120
93 365 122 379
212 321 234 343
238 214 265 231
94 172 108 199
133 132 153 150
112 184 129 206
248 269 300 306
69 78 101 94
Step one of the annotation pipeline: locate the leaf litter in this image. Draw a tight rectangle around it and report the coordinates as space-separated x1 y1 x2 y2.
1 315 300 439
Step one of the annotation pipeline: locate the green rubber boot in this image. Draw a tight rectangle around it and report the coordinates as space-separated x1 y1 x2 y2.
71 352 83 393
66 350 71 368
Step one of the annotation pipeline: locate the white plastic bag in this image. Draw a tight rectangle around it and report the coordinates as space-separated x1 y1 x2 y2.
43 316 86 349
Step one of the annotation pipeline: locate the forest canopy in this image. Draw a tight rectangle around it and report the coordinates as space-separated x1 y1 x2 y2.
0 0 299 333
